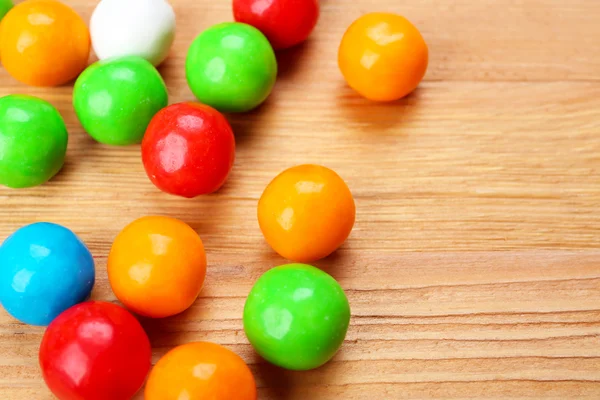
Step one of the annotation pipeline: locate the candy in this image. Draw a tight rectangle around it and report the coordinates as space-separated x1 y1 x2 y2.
244 263 351 370
0 0 12 21
90 0 176 66
0 223 94 326
338 12 429 101
0 0 90 87
258 164 355 262
73 56 168 145
145 342 257 400
0 95 68 188
233 0 319 50
39 301 151 400
186 22 277 113
107 216 206 318
142 102 235 198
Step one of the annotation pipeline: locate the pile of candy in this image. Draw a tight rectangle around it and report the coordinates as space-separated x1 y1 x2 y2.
0 0 428 398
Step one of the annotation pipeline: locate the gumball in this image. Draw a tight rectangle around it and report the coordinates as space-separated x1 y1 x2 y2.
0 0 12 21
142 102 235 198
0 95 67 188
338 12 428 101
91 0 176 66
233 0 319 50
0 0 90 86
39 301 151 400
0 223 94 326
145 342 257 400
108 216 206 318
244 263 350 370
73 56 168 145
186 22 277 113
258 164 355 262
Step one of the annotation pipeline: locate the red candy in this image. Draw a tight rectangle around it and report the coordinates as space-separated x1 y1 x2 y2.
142 102 236 198
39 301 151 400
233 0 319 50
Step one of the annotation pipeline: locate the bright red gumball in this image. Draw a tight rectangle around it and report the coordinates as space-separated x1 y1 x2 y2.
233 0 319 50
142 102 236 198
39 301 151 400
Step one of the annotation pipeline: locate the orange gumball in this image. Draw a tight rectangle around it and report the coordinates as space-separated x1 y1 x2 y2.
107 216 206 318
258 164 355 262
0 0 90 86
145 342 257 400
338 12 428 101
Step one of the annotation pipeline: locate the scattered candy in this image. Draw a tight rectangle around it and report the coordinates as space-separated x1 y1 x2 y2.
233 0 319 50
338 12 428 101
91 0 176 66
142 102 236 197
39 301 151 400
107 216 206 318
0 0 90 86
244 263 351 370
186 22 277 112
0 95 68 188
0 223 94 326
73 56 168 145
145 342 257 400
0 0 12 21
258 164 355 262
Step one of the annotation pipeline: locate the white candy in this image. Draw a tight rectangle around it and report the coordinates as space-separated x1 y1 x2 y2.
90 0 176 66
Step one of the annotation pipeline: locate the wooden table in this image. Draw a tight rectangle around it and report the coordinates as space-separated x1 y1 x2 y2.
1 0 599 398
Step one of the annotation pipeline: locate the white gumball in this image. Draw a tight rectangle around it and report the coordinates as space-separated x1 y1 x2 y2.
90 0 176 66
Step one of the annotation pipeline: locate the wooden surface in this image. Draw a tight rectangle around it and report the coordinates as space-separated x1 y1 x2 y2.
1 0 600 398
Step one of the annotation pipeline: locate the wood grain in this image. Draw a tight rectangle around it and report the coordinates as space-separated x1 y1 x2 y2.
1 0 599 399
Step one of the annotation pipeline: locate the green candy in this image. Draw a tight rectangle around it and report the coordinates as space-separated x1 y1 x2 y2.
73 56 168 145
186 22 277 113
0 0 12 21
0 95 67 188
243 263 351 370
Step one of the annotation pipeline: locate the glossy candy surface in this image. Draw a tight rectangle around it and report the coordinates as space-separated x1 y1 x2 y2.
142 102 236 198
108 216 207 318
338 12 428 101
39 301 151 400
0 0 90 86
258 164 355 262
0 223 94 326
0 95 67 188
244 264 351 370
145 342 257 400
233 0 319 50
186 22 277 113
0 0 12 21
73 56 168 145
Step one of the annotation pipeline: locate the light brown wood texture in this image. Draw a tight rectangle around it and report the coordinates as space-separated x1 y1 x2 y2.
1 0 599 398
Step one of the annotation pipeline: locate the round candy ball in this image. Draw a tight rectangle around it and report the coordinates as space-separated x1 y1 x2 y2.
244 263 350 370
0 222 94 326
0 95 68 188
0 0 90 86
142 102 235 198
73 56 168 145
145 342 257 400
39 301 151 400
233 0 319 50
258 164 355 262
90 0 175 66
108 216 207 318
186 22 277 113
0 0 13 21
338 12 428 101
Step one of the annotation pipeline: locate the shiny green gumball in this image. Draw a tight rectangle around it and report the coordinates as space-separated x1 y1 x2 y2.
73 56 168 145
243 263 350 370
0 0 12 21
186 22 277 113
0 95 67 188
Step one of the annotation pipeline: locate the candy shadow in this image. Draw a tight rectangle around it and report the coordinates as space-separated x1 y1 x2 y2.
275 40 314 81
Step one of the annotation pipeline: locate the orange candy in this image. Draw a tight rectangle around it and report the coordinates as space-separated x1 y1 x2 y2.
107 216 207 318
258 164 355 262
0 0 90 86
338 12 428 101
145 342 257 400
